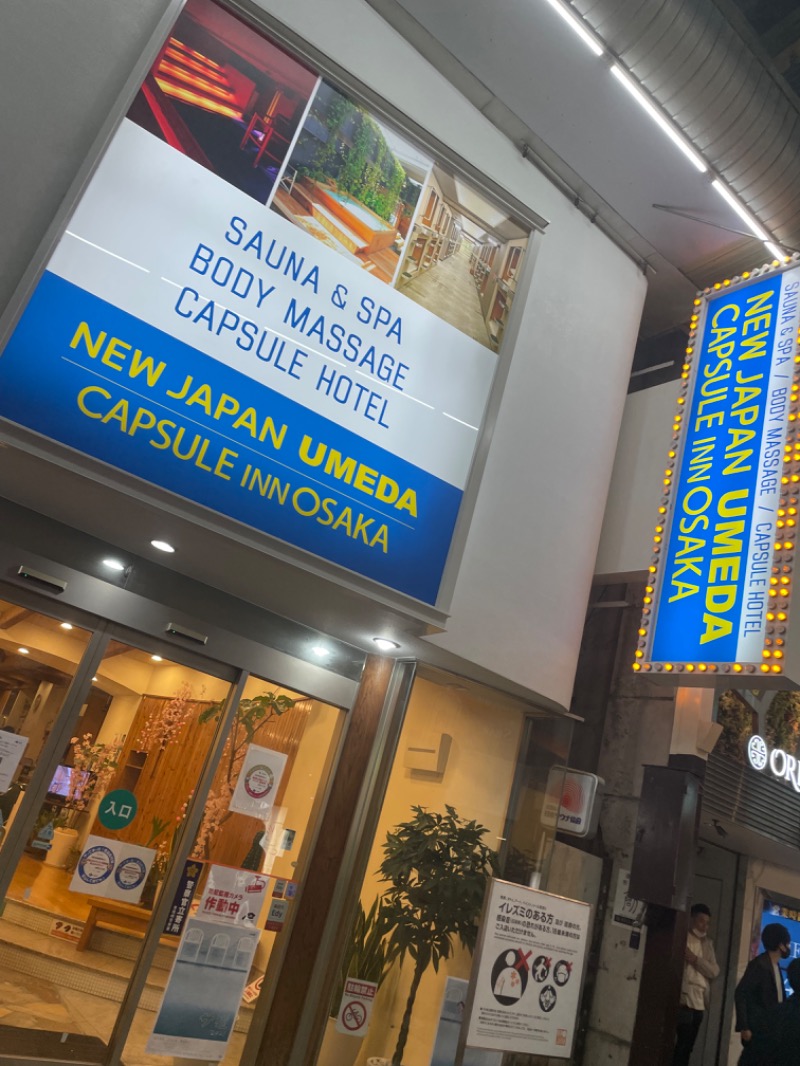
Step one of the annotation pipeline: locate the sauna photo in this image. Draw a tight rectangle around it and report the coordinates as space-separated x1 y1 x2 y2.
272 80 430 283
127 0 318 204
397 166 530 352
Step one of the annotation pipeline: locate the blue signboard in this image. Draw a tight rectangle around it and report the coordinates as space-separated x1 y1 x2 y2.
0 272 460 603
0 0 518 607
647 266 800 666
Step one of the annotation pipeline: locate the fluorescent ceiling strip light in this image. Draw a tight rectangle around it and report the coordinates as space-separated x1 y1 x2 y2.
541 0 603 56
765 241 786 261
711 179 769 241
610 65 707 172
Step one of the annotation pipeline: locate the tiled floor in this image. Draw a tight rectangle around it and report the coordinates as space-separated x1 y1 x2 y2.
400 247 493 347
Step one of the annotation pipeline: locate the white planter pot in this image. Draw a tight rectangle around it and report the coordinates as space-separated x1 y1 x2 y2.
44 826 79 868
315 1018 363 1066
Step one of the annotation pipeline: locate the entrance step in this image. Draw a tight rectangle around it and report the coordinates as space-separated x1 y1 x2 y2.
2 897 175 968
0 902 254 1033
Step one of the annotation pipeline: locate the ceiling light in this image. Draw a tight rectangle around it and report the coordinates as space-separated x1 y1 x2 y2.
611 66 707 173
373 637 400 652
151 540 175 553
765 241 786 262
541 0 603 56
18 648 29 655
711 179 769 240
92 676 98 682
311 645 330 658
151 655 163 662
102 558 126 572
60 622 73 631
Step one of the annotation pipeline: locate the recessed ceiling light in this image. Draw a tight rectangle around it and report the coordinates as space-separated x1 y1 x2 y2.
151 655 163 662
372 637 400 652
311 645 330 658
18 647 29 655
151 540 175 553
102 558 126 572
60 622 73 631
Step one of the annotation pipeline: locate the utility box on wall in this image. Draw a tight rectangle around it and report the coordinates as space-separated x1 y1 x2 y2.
629 766 700 911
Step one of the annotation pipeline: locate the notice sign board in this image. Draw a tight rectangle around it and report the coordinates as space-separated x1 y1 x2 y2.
335 978 377 1037
465 880 590 1058
641 262 800 676
0 0 532 606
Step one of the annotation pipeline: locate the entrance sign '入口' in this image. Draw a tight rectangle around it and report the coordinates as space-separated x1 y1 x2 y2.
465 880 590 1058
640 263 800 675
0 0 532 606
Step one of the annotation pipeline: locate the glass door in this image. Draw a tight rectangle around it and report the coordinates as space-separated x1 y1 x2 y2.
0 630 235 1062
117 671 345 1065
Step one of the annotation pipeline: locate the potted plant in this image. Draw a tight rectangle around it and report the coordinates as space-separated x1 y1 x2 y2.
318 898 388 1066
377 805 498 1066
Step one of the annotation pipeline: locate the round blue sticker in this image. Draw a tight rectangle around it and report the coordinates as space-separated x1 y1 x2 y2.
78 845 115 884
114 856 147 891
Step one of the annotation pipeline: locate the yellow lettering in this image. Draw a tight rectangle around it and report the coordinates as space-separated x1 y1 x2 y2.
76 385 110 418
70 322 106 359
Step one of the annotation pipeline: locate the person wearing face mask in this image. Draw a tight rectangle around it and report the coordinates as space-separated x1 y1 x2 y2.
734 922 792 1065
672 903 720 1066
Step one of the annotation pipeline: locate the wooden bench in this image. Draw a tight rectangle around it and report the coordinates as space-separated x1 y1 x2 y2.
76 898 154 951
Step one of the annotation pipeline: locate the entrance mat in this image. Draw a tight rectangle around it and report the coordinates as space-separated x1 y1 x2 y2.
0 1023 105 1063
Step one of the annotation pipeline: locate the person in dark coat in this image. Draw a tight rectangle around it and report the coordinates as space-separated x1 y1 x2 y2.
735 922 792 1065
765 958 800 1065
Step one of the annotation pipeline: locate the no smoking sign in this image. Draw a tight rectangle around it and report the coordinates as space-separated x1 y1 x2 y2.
335 978 377 1037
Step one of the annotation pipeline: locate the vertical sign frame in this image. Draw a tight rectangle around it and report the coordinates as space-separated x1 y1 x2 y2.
0 0 546 618
638 256 800 683
460 879 591 1060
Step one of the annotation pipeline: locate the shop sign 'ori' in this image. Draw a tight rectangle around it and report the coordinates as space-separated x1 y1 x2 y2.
638 256 800 682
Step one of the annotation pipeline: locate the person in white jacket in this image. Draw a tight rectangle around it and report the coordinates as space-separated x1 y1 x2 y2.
672 903 721 1066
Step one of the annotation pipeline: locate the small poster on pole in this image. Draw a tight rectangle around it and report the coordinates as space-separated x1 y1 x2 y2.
229 745 287 817
465 880 591 1058
335 978 378 1037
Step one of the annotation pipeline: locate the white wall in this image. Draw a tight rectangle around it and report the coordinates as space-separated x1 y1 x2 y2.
595 380 679 579
263 0 647 708
0 0 646 711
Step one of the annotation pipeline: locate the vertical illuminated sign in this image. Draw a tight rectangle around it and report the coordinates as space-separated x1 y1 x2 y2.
639 261 800 679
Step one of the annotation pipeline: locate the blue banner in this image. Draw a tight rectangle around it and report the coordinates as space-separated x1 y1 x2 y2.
0 272 461 603
652 274 786 662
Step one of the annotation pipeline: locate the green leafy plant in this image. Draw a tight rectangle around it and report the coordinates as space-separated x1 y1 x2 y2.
329 897 388 1018
717 690 754 762
378 805 498 1065
766 690 800 754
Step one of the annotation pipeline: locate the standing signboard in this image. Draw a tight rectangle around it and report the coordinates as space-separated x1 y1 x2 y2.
639 262 800 678
0 0 535 608
464 880 591 1058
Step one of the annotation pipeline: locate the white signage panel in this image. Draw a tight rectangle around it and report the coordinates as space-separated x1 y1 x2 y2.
335 977 378 1037
0 732 28 792
69 834 156 904
229 744 287 817
466 880 590 1058
541 766 603 838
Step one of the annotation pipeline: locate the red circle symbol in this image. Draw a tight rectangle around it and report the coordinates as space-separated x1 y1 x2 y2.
560 778 584 812
341 1001 367 1032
